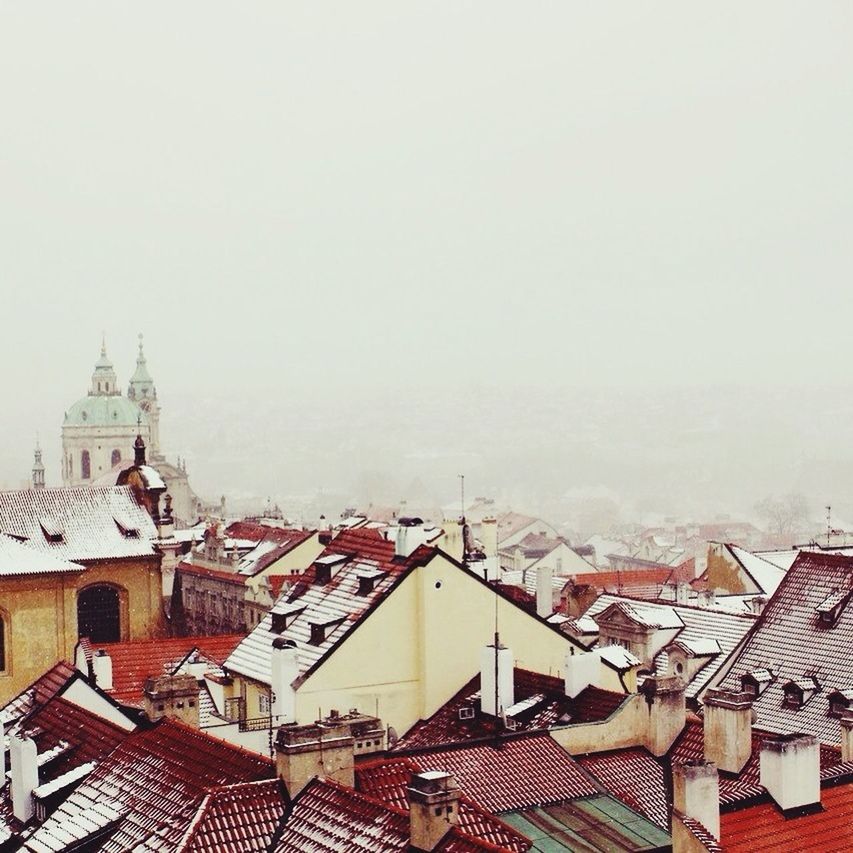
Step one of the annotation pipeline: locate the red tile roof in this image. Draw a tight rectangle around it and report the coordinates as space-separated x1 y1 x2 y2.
135 779 287 852
715 551 853 744
0 660 77 724
397 669 626 750
96 635 244 706
381 734 600 814
576 748 669 829
272 777 526 853
720 780 853 851
177 561 247 585
675 810 723 852
355 758 529 851
22 718 275 853
225 522 311 546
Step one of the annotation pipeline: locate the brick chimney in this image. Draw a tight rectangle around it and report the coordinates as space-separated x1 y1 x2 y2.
641 676 686 756
275 722 354 798
672 760 720 847
536 564 554 617
760 733 821 814
10 734 38 824
703 688 753 773
841 711 853 764
408 771 460 852
480 643 514 717
92 649 113 691
142 674 200 727
271 638 299 725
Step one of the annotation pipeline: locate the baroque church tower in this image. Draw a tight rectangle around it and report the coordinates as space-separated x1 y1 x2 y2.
127 334 162 461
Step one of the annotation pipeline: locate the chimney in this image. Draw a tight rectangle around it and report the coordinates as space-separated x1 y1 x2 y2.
564 649 600 699
10 734 38 824
92 649 113 691
408 771 460 852
480 643 514 717
672 760 720 844
395 517 424 558
536 564 554 617
703 689 753 773
841 711 853 764
142 674 200 727
271 638 299 725
641 676 686 756
760 733 821 814
275 722 354 798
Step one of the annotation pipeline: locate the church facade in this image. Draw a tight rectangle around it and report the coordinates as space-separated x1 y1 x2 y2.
60 337 200 525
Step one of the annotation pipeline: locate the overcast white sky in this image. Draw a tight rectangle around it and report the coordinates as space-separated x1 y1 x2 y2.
2 3 853 510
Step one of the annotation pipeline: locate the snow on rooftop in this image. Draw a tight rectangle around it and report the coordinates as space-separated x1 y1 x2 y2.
0 533 85 576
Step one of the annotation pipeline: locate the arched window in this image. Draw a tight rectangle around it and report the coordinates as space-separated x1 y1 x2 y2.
111 449 122 467
81 450 91 480
77 585 121 643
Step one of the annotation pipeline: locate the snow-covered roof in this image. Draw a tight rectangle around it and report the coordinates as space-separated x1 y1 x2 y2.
597 645 642 670
0 487 156 561
728 545 785 596
0 533 85 576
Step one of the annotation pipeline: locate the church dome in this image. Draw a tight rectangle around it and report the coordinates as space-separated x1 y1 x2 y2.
64 395 147 427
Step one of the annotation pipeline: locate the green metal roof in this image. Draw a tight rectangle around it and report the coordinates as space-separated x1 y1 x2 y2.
64 395 147 427
502 795 671 852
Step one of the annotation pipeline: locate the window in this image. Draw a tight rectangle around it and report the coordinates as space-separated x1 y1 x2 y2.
310 623 326 645
81 450 91 480
259 694 271 715
0 612 6 672
111 449 122 467
77 585 121 643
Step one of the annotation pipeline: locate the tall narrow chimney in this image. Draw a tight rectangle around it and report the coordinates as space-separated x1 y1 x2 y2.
672 760 720 842
641 676 686 756
841 711 853 764
564 649 600 699
703 689 753 773
480 643 514 717
92 649 113 691
408 771 460 851
536 564 554 617
271 638 299 725
760 734 821 814
10 734 38 823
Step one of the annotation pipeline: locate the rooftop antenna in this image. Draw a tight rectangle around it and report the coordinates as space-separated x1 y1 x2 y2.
826 505 832 547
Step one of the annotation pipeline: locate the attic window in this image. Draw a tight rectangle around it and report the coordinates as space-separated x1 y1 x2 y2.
313 554 349 586
828 689 853 718
269 602 305 634
356 569 386 596
113 516 140 539
740 668 774 698
782 677 820 710
39 517 64 544
816 589 852 627
309 622 327 645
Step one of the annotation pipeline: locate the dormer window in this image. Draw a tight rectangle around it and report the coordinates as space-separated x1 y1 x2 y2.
309 622 327 645
313 554 349 586
39 517 64 544
782 676 820 710
356 568 386 596
827 688 853 718
269 602 304 634
113 515 140 539
740 668 774 698
816 589 852 627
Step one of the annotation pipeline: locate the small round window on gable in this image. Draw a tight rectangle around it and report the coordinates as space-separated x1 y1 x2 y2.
675 662 684 675
435 581 442 589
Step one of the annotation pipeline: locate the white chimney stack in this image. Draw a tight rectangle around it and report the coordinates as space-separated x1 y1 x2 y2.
92 649 113 691
480 643 514 717
760 734 821 813
395 518 425 558
271 638 299 724
703 689 753 774
672 760 720 842
841 711 853 764
10 734 38 824
564 650 600 699
536 564 554 617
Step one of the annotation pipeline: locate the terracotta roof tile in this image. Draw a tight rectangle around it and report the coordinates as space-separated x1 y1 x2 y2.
720 780 853 851
0 661 77 725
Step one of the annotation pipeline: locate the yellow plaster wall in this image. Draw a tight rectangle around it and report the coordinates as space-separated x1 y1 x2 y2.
0 573 80 705
255 533 324 580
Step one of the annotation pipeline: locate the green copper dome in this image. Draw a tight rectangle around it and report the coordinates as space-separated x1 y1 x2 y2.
64 395 148 427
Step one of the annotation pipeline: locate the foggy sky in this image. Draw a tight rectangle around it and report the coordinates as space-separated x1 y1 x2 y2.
2 4 853 524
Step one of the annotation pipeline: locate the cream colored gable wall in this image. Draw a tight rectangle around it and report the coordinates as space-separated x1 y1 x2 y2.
295 569 422 734
295 552 620 736
258 533 324 577
528 542 595 575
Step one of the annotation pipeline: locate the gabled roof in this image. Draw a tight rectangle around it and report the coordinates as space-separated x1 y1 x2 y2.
132 779 286 852
396 669 626 751
21 719 274 853
0 660 77 726
0 486 157 561
93 635 245 706
496 513 544 541
725 544 785 596
0 533 86 577
565 568 673 598
714 551 853 743
224 528 434 686
387 734 601 814
224 521 312 546
585 594 755 698
271 777 524 853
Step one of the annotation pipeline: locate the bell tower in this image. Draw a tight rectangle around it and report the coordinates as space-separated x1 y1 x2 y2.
128 333 162 460
90 337 118 396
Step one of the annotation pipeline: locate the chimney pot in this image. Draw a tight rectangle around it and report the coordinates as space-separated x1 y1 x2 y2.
408 771 460 851
536 564 554 617
760 733 821 813
92 649 113 691
672 760 720 841
10 734 38 824
703 688 753 774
